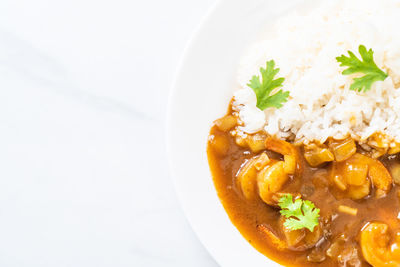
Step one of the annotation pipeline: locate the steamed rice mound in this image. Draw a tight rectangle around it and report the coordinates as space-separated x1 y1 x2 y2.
233 0 400 147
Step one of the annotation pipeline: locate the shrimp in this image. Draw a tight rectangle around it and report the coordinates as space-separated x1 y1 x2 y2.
237 138 300 205
368 158 393 198
236 153 271 200
265 137 302 177
360 222 400 267
257 161 289 205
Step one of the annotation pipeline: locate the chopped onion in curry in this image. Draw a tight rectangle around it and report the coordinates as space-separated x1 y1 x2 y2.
208 106 400 267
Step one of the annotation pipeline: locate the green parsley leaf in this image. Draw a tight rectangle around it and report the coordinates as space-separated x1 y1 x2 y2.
336 45 388 92
278 194 320 232
247 60 290 110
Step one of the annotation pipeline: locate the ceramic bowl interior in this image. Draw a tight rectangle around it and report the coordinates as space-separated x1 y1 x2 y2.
167 1 314 266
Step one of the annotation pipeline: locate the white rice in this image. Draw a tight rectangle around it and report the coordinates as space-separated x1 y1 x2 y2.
233 0 400 145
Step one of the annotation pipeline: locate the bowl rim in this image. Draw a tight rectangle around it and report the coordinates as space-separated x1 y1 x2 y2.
166 1 301 266
165 0 221 261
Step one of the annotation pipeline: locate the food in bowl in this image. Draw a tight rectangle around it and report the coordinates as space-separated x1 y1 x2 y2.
207 0 400 266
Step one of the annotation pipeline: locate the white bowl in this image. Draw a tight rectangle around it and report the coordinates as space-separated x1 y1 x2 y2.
167 1 308 266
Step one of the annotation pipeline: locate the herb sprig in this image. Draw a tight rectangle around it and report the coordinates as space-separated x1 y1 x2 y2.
336 45 388 93
248 60 290 110
278 194 320 232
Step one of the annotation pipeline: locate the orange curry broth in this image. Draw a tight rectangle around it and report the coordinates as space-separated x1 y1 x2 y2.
207 109 400 267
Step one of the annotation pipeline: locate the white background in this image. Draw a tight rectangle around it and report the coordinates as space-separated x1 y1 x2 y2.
0 0 217 266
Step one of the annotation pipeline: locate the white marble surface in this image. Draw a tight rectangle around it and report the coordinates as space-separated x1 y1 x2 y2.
0 0 218 266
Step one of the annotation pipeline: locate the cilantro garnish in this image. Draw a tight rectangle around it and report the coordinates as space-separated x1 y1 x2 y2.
247 60 290 110
336 45 388 93
278 194 320 232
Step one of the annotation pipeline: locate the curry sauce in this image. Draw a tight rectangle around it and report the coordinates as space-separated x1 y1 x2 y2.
208 108 400 267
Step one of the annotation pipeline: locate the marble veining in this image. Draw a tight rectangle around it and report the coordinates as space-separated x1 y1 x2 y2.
0 0 218 266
